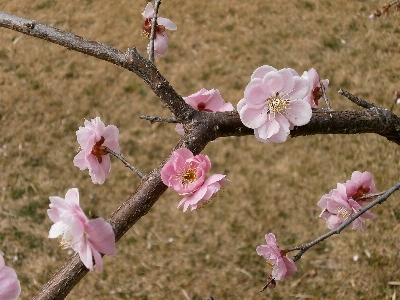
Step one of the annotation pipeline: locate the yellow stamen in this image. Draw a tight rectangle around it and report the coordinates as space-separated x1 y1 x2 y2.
267 92 290 115
181 169 197 185
337 206 352 220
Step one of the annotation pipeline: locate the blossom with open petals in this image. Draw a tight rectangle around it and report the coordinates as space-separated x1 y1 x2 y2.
301 68 329 108
176 88 234 135
142 2 177 58
256 233 297 281
317 183 375 231
47 188 117 271
161 148 211 195
177 174 228 212
73 117 119 184
238 65 312 143
0 254 21 300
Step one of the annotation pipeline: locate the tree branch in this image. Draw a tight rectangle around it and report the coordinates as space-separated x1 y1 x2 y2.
0 11 193 121
2 10 400 300
2 11 400 145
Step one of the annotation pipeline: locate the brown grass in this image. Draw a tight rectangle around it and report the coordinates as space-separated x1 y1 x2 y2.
0 0 399 299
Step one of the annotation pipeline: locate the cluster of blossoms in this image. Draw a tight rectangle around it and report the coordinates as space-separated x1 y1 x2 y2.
317 171 376 231
141 2 177 58
73 117 120 184
256 233 297 289
175 88 234 136
0 253 21 300
237 65 328 144
161 148 228 212
47 188 117 271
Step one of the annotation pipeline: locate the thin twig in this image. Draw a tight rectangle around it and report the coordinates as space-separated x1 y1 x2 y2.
260 275 275 292
149 0 161 63
338 89 375 109
105 148 145 179
320 80 332 111
388 0 400 7
285 181 400 261
354 191 385 202
140 115 178 124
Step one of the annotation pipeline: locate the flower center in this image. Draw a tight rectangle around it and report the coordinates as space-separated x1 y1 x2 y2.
267 92 290 115
91 136 107 163
265 260 275 268
59 229 74 250
352 186 370 200
312 86 322 106
141 18 166 39
180 168 198 186
337 206 352 220
197 102 213 112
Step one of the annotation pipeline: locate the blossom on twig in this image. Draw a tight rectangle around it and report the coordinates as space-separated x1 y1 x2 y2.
301 68 329 108
47 188 117 271
161 149 228 211
0 254 21 300
73 117 120 184
256 233 297 287
317 172 376 231
161 148 211 195
237 65 312 143
344 171 377 205
175 88 234 135
142 2 177 58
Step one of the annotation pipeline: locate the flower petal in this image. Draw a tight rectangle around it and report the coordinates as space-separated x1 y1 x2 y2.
251 65 277 80
158 17 177 30
284 100 312 126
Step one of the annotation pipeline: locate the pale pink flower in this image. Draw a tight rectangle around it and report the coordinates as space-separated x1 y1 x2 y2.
73 117 119 184
47 188 117 271
161 148 211 195
301 68 329 108
256 233 297 281
176 88 234 135
238 65 312 143
177 174 228 212
0 254 21 300
344 171 376 205
142 2 177 58
317 183 375 231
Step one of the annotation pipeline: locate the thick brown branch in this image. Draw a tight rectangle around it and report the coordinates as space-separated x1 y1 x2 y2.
213 108 400 145
0 11 193 121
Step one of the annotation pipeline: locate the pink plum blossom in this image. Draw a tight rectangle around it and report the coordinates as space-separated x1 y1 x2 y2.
317 183 375 231
142 2 177 58
47 188 117 271
256 233 297 281
177 174 228 212
301 68 329 108
176 88 234 135
237 65 312 143
344 171 376 205
73 117 119 184
161 148 211 195
0 254 21 300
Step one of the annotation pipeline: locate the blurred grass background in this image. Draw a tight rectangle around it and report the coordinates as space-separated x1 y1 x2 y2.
0 0 399 299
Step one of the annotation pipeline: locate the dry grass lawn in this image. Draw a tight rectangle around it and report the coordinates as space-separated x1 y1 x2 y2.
0 0 399 299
